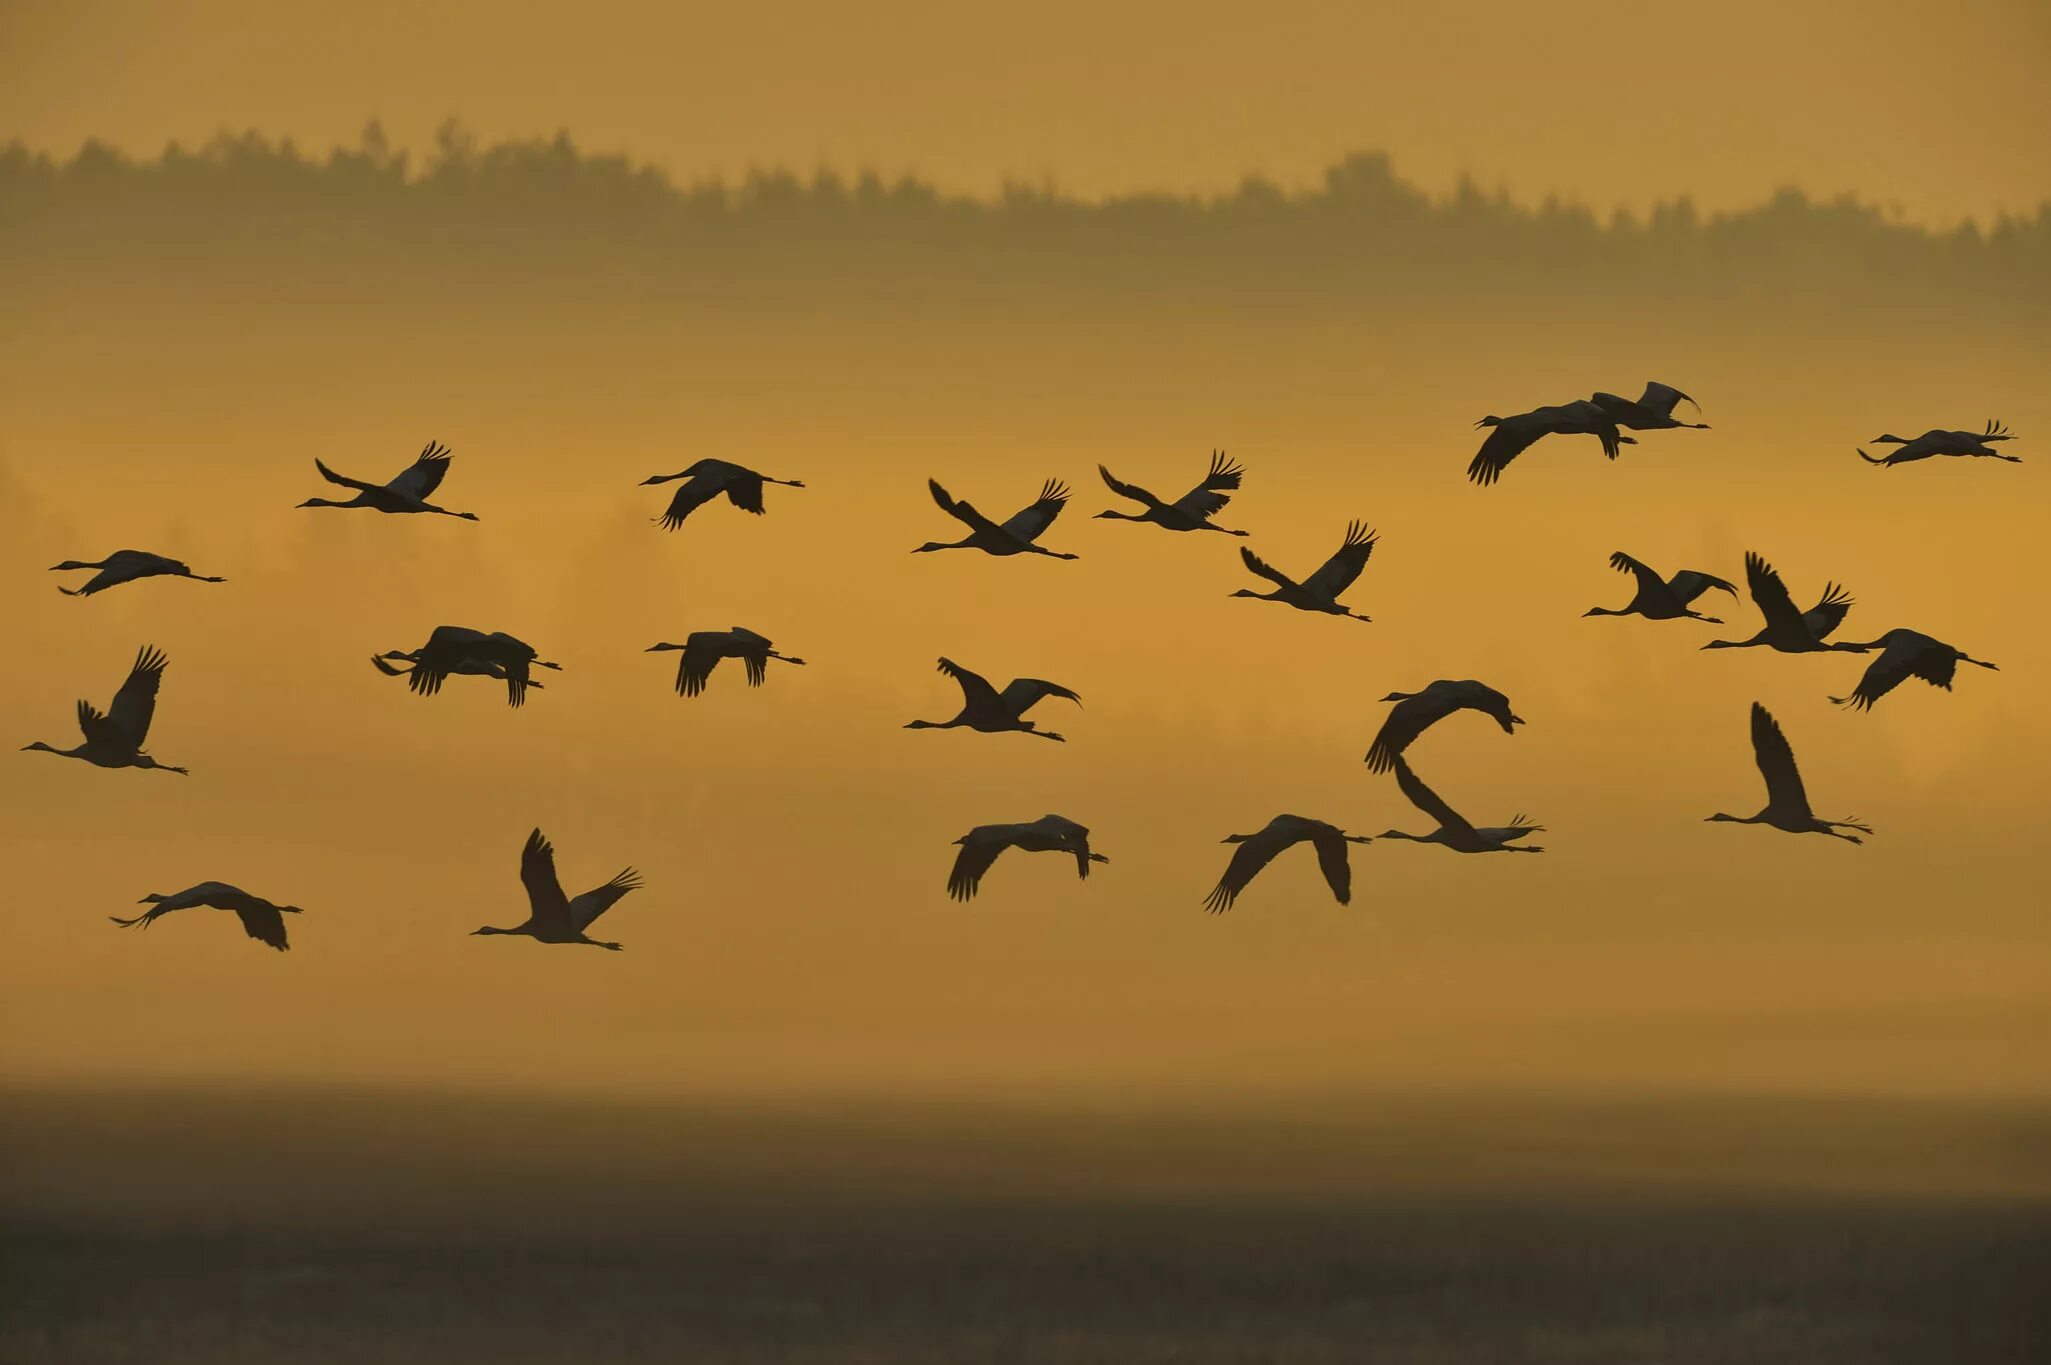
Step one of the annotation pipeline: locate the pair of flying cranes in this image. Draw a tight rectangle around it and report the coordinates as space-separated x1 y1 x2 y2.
30 388 2018 947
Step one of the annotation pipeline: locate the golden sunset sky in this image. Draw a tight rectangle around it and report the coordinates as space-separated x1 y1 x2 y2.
1 1 2047 1141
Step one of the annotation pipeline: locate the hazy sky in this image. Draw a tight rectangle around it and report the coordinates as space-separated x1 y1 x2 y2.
4 0 2049 224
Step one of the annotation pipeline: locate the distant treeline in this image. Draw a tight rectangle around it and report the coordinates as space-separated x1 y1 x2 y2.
5 122 2046 306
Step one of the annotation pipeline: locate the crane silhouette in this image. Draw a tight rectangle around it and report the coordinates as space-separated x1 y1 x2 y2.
1365 679 1523 773
472 828 642 950
296 441 478 518
646 628 806 697
374 627 561 707
1702 552 1855 652
1589 382 1710 431
1203 815 1372 912
51 550 225 597
915 478 1078 558
111 882 303 950
946 815 1107 901
1859 420 2020 467
1377 758 1544 853
1231 521 1377 622
23 645 187 774
1585 552 1737 623
1094 451 1249 535
1467 400 1635 487
1706 703 1871 843
1828 629 1998 711
639 458 806 530
905 658 1080 741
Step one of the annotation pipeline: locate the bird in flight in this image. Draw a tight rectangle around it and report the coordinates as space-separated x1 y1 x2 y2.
946 815 1107 902
23 645 187 774
1203 815 1372 912
297 441 479 519
1589 381 1710 432
374 627 561 707
1828 629 1998 711
50 550 225 597
1702 552 1855 653
111 882 303 951
640 458 806 530
1706 703 1871 843
646 627 806 697
1585 552 1737 623
905 658 1081 741
915 478 1078 559
1859 420 2020 467
1377 758 1544 854
1095 450 1250 536
1467 400 1635 487
1365 679 1522 773
472 828 643 951
1231 521 1377 622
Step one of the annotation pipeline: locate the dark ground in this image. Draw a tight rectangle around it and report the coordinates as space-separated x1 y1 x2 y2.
4 1086 2047 1363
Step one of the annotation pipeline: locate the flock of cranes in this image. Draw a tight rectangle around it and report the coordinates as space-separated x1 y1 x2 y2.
25 397 2022 950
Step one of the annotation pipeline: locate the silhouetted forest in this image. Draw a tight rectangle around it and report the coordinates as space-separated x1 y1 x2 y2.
5 123 2047 311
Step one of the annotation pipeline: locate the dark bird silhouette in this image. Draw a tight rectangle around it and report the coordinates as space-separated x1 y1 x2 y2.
1707 703 1871 843
914 478 1078 558
297 440 478 518
1467 400 1635 487
51 550 225 597
639 458 806 530
374 626 561 707
1589 381 1710 431
905 658 1080 741
23 646 186 774
1378 758 1544 853
1365 679 1523 773
1828 629 1998 711
1231 521 1377 622
1095 450 1249 535
646 628 806 697
110 881 303 951
946 815 1107 902
1859 420 2020 467
472 828 642 950
1202 815 1372 912
1702 552 1855 653
1586 552 1738 623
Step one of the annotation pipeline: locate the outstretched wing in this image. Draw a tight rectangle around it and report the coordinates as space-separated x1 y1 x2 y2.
571 869 642 929
312 459 384 495
106 646 169 747
660 473 724 530
1834 637 1955 712
998 480 1070 543
1391 758 1476 836
742 647 769 687
1237 545 1296 589
722 473 769 515
1202 832 1289 914
1748 703 1813 818
1169 450 1243 519
676 634 725 697
936 657 1004 712
1467 416 1543 487
1667 568 1738 606
1743 552 1810 639
387 441 452 500
1308 826 1356 906
1366 690 1460 773
947 834 1007 903
231 903 292 952
519 828 574 934
1303 522 1377 599
1607 551 1667 600
1639 381 1696 416
1097 464 1160 509
927 478 1003 534
1803 583 1855 641
999 677 1081 717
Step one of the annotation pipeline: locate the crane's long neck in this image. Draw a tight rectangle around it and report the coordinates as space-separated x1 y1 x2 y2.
1377 829 1426 842
905 717 965 730
1584 606 1627 617
49 559 105 570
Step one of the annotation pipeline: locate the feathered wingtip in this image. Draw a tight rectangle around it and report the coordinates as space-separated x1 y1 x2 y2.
1341 519 1378 550
1205 449 1246 487
1985 419 2013 440
1816 581 1854 610
1202 882 1236 914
